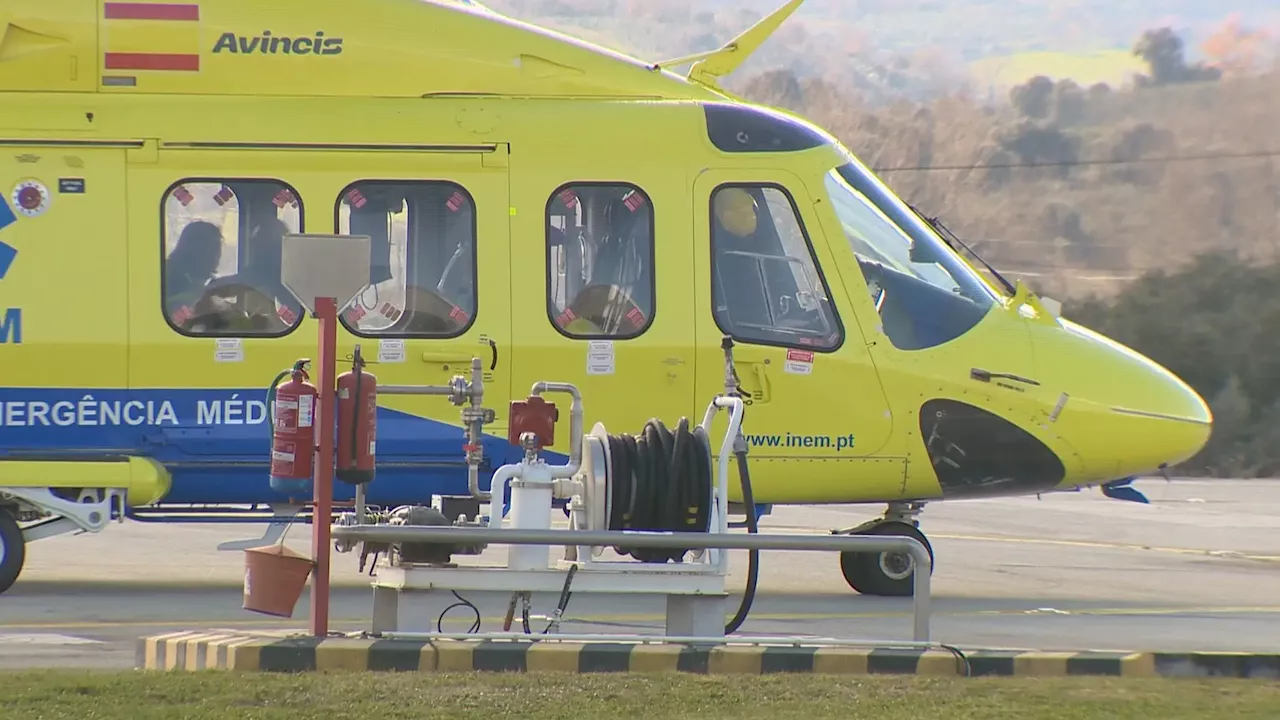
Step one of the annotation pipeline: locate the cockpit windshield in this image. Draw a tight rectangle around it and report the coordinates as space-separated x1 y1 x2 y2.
823 158 999 350
825 162 996 305
421 0 494 12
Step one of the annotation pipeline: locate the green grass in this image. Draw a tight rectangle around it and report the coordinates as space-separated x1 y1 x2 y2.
2 670 1278 720
969 49 1147 87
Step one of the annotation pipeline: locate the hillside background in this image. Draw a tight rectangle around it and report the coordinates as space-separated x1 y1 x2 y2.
484 0 1280 477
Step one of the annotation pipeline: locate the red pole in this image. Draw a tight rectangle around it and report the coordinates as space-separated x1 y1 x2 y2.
310 296 338 637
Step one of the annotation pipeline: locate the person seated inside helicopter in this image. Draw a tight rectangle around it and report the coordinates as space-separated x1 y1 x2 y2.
164 220 244 334
199 216 305 333
710 187 833 345
553 193 652 337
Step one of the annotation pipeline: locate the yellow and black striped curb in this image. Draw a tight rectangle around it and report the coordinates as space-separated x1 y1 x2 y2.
136 632 1280 678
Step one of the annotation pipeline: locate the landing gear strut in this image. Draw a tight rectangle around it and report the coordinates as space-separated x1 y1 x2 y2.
834 502 934 597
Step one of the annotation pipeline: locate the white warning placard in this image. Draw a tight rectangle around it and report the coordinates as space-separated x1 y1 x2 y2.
378 339 406 363
587 340 615 375
784 348 814 375
214 338 244 363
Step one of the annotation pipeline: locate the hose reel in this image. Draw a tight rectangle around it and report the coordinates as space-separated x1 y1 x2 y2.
576 417 716 563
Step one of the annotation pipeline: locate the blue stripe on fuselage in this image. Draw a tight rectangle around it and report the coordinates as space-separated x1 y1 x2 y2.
0 387 560 505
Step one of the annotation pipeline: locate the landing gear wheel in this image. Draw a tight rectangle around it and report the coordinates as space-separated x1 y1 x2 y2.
0 509 25 595
839 521 933 597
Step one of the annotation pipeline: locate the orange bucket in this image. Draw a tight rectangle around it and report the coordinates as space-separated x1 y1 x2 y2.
243 544 315 618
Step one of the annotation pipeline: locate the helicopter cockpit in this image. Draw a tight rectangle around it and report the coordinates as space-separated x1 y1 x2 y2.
547 184 654 338
822 158 1000 351
698 101 1001 353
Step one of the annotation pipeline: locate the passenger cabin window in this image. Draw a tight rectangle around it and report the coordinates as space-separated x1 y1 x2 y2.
823 162 997 351
336 181 477 338
709 184 842 351
162 179 305 337
546 183 655 339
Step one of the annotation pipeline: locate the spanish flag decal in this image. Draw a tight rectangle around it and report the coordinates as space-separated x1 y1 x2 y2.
103 2 202 72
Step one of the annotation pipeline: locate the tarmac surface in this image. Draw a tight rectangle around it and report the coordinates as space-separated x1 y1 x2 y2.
1 477 1278 670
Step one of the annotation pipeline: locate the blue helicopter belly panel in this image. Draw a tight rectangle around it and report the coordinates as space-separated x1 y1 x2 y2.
0 387 550 506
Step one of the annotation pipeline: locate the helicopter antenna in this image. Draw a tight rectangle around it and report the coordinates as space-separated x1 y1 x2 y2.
649 0 806 91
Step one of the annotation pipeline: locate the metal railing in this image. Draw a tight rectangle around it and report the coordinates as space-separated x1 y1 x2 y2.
330 524 933 642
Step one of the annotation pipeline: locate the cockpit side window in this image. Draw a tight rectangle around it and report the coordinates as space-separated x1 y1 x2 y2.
546 182 655 340
709 183 843 352
823 164 995 351
161 179 305 338
335 180 478 338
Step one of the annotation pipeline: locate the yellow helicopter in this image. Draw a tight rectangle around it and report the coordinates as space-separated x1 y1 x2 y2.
0 0 1211 597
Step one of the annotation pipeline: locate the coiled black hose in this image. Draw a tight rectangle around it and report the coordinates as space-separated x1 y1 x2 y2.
604 418 713 562
599 413 760 634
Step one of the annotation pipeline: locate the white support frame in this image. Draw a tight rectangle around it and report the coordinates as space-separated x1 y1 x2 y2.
2 487 125 543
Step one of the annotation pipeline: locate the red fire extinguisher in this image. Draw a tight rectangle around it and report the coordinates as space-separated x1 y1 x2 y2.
336 348 377 485
268 359 318 496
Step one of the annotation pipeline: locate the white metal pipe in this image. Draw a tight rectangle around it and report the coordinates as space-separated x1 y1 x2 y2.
485 465 522 529
467 463 486 502
697 395 743 570
332 525 932 641
530 382 583 479
709 396 743 540
378 385 456 396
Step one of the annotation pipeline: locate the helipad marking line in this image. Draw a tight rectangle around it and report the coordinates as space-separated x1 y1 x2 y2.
931 532 1280 562
0 632 106 645
717 525 1280 562
5 605 1280 631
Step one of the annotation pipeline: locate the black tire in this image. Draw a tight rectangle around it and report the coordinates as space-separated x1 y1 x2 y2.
839 521 934 597
0 508 25 595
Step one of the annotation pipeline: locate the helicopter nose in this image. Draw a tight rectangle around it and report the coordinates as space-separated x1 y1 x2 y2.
1039 321 1213 482
1104 364 1213 475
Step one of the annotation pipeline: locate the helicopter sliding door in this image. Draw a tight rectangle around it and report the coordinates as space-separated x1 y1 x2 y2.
325 148 513 505
127 145 511 508
508 164 696 462
127 148 322 507
692 168 899 505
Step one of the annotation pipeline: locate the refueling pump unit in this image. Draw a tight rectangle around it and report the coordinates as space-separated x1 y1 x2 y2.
332 336 761 637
